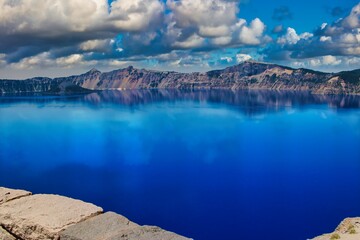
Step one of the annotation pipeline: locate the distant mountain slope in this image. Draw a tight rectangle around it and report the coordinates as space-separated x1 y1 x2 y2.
336 69 360 85
1 61 359 95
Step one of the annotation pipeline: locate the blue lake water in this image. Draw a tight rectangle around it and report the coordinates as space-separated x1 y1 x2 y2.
0 90 360 240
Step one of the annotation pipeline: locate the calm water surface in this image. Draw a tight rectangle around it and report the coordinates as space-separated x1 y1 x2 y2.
0 90 360 240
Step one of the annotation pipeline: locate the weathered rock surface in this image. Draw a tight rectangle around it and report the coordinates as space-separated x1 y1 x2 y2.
0 187 31 205
60 211 190 240
1 61 359 95
108 226 190 240
0 188 191 240
60 211 139 240
0 226 17 240
312 217 360 240
0 194 103 240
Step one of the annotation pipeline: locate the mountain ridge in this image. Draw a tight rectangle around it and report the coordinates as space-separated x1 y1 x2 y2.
1 61 359 95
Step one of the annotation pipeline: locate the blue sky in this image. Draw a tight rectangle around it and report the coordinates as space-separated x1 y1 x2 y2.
0 0 359 78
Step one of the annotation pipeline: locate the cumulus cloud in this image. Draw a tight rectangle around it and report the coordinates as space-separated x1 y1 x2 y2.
236 54 252 63
10 52 94 70
343 4 360 28
290 55 360 72
0 0 164 62
0 0 269 71
238 18 266 45
277 27 313 45
118 0 268 60
1 0 359 76
173 34 206 49
309 55 342 67
79 39 114 52
0 0 163 34
165 0 267 48
167 0 237 38
263 3 360 66
109 0 164 31
0 0 108 34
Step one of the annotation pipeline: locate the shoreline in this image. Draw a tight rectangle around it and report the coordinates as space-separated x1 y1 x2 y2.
1 87 360 97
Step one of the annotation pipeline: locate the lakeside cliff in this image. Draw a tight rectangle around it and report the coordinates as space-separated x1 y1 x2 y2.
0 61 359 95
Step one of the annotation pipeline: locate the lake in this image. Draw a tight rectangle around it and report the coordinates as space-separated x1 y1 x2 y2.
0 90 360 240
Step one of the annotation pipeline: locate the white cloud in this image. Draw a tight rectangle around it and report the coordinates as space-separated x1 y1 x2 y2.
314 3 360 57
167 0 238 38
320 36 332 42
0 0 165 62
107 60 132 67
269 3 360 61
299 32 313 40
10 53 51 69
238 18 266 45
173 34 205 49
0 0 270 72
277 28 299 44
339 31 360 44
322 55 342 65
10 52 94 70
344 57 360 65
286 55 360 73
309 59 321 67
220 57 233 63
166 0 267 48
309 55 341 67
236 54 252 63
79 39 112 52
0 0 163 35
211 36 233 46
0 0 109 34
342 3 360 28
277 27 313 45
109 0 164 31
321 23 328 30
291 55 349 70
56 54 84 67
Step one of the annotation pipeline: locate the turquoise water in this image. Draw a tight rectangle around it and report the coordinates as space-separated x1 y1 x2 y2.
0 90 360 240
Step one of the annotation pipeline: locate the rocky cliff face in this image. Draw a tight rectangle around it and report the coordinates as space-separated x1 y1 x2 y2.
1 61 359 95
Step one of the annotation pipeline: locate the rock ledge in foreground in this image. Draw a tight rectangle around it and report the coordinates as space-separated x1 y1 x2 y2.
0 194 103 240
0 187 192 240
312 217 360 240
60 211 189 240
0 187 32 205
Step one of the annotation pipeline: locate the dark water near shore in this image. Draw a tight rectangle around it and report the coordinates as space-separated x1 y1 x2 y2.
1 90 360 240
